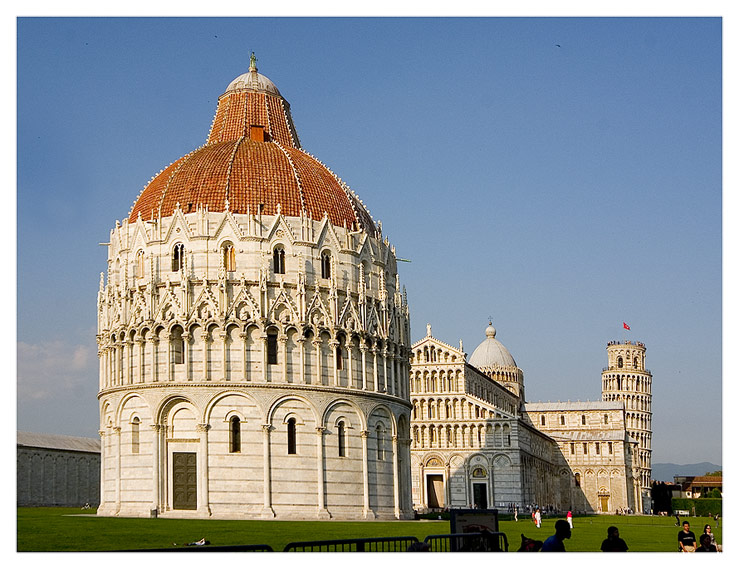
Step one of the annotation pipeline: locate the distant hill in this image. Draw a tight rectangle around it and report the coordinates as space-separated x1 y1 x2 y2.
651 462 721 482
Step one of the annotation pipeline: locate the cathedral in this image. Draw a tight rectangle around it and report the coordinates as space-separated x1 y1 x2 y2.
96 55 413 520
96 57 652 520
409 323 652 514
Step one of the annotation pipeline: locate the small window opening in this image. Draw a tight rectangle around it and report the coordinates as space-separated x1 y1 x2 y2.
583 443 588 454
171 327 184 365
336 345 343 370
131 417 140 454
540 415 546 426
172 243 185 272
135 250 145 279
560 415 565 425
321 252 331 279
617 356 624 369
267 331 278 365
230 417 241 453
575 473 581 487
287 418 297 455
273 247 285 274
376 425 385 460
581 414 586 425
338 421 346 457
222 241 236 272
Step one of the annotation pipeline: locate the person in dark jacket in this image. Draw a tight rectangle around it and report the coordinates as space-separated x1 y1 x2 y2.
541 520 571 552
600 526 628 552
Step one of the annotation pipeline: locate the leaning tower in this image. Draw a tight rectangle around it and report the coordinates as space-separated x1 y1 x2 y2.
601 341 652 509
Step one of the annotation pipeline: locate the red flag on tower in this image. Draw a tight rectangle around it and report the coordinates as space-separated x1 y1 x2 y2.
623 322 631 330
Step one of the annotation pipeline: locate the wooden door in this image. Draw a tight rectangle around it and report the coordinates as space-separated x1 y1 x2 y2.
172 452 197 510
426 475 444 508
473 483 488 509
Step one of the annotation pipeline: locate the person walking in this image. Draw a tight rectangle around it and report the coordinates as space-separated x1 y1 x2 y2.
678 521 697 552
566 510 573 529
600 526 628 552
534 508 542 528
541 520 571 552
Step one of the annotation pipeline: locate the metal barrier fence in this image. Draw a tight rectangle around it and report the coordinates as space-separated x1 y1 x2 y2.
127 532 508 552
283 536 420 552
423 532 509 552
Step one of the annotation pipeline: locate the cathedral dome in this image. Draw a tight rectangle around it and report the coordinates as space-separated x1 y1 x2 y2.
468 322 518 368
128 55 375 233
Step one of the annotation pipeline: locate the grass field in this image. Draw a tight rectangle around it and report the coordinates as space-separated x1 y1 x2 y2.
16 507 722 553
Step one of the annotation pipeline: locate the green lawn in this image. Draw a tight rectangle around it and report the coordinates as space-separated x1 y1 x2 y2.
16 508 722 553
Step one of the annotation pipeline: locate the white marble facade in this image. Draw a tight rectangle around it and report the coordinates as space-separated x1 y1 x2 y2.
97 62 413 520
410 325 650 515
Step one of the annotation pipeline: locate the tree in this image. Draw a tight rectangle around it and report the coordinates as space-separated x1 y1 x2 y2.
704 470 722 477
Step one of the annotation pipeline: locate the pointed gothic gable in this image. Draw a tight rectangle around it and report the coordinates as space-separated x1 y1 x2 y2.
267 287 300 324
367 303 382 336
315 216 342 252
154 286 183 322
338 297 362 333
212 209 245 242
356 233 377 262
162 207 193 244
226 283 261 321
129 217 151 251
264 211 297 244
411 335 464 359
127 289 150 326
305 289 332 328
189 284 220 321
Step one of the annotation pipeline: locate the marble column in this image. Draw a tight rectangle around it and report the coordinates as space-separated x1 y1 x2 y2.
372 346 380 392
113 426 121 514
150 424 161 513
182 332 191 381
360 430 374 518
164 333 173 381
296 337 306 384
196 423 211 516
98 430 106 512
313 340 322 386
392 435 400 518
347 340 354 388
279 335 288 383
261 425 275 517
360 344 367 390
151 336 160 382
220 330 229 381
330 339 340 386
315 427 330 518
201 332 210 381
240 330 248 381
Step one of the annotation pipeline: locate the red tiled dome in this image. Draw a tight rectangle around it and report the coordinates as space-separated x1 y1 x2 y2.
129 61 375 233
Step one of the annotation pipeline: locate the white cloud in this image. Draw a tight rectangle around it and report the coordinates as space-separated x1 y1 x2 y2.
17 340 94 400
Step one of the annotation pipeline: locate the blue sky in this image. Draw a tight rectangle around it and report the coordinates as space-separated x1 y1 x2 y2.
15 16 723 466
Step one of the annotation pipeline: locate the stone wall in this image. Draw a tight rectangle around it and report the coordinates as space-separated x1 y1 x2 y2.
17 446 100 507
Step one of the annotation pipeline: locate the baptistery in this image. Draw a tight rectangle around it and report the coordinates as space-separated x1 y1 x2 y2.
96 55 413 519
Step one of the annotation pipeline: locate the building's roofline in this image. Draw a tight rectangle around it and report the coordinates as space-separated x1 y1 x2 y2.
411 334 464 356
17 431 100 454
524 400 623 411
